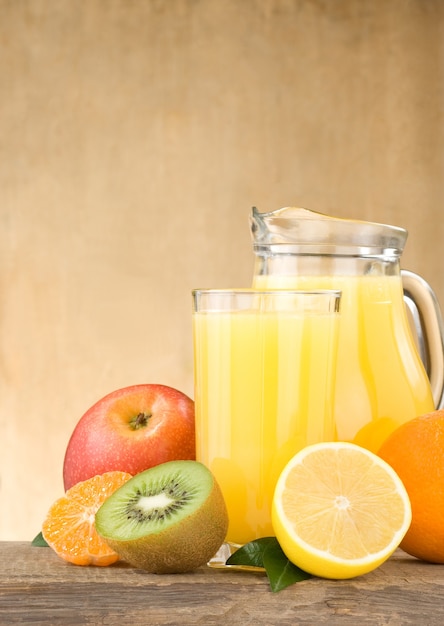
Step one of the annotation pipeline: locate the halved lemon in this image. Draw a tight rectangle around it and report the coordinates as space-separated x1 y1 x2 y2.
272 441 412 579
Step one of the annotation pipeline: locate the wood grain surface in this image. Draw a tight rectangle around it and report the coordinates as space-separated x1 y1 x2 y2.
1 542 444 625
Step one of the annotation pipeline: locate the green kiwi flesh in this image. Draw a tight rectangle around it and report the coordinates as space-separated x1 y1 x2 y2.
95 460 228 573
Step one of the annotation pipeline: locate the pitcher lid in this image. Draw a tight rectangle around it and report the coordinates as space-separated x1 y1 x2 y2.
250 206 407 257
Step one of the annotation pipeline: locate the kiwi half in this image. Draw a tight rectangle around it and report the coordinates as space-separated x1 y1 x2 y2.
95 460 228 573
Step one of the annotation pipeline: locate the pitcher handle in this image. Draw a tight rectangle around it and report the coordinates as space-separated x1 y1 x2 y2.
401 269 444 410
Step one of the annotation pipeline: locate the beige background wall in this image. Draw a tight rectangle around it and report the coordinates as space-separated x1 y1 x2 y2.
1 0 443 540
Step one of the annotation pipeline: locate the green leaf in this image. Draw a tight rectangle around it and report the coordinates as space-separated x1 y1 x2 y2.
262 540 312 592
226 536 275 568
31 531 48 547
226 536 312 592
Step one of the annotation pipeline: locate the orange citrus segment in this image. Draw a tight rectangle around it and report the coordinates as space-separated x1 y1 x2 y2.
272 442 411 579
42 471 132 566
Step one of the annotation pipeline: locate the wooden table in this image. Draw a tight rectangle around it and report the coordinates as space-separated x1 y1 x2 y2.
2 542 444 625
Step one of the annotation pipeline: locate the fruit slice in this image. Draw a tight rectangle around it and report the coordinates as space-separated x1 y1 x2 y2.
272 441 412 579
42 471 132 566
95 460 229 573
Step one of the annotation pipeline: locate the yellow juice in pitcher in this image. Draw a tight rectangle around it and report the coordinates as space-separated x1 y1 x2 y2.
254 274 435 452
193 303 338 545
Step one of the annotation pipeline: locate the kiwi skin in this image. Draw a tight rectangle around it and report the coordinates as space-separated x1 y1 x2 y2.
95 461 228 574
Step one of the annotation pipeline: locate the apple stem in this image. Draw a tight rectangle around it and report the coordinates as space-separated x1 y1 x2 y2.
129 412 151 430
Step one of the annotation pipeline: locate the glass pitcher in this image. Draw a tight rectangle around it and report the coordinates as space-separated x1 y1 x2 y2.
250 206 444 452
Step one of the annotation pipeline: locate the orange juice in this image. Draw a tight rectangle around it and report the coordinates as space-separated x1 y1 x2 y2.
254 274 435 451
193 290 339 544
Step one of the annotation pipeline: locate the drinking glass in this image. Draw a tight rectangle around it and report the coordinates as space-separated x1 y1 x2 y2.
192 289 341 559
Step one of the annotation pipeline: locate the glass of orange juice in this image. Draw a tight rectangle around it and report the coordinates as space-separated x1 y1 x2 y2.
192 288 341 551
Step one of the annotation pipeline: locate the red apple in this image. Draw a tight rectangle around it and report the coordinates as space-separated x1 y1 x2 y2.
63 384 195 490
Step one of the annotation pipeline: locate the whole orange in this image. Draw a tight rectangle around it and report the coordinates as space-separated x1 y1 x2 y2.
378 410 444 563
